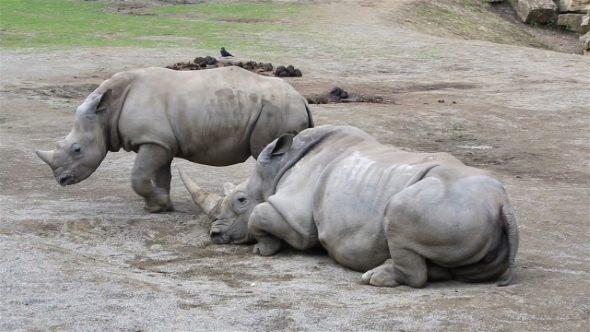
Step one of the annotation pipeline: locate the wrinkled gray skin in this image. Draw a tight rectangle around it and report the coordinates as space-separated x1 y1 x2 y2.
180 125 519 288
36 66 313 212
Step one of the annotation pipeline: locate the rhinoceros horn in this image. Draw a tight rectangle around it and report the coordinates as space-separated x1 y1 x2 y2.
178 168 222 217
36 150 55 168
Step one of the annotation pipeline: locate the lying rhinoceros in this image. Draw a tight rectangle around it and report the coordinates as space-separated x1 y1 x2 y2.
179 125 519 288
36 66 313 212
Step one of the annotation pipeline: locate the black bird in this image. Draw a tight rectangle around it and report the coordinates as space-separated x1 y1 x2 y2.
220 47 233 57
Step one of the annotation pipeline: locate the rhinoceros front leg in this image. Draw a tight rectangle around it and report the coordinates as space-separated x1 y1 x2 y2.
154 161 173 211
248 202 317 256
131 144 173 213
248 203 285 255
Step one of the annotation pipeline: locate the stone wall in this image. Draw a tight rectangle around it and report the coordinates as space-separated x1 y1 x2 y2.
506 0 588 29
496 0 589 54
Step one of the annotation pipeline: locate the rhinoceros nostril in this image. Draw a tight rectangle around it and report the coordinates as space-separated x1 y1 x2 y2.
58 174 71 186
210 229 230 244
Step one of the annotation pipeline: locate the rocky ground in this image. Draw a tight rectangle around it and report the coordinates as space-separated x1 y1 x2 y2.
1 1 589 331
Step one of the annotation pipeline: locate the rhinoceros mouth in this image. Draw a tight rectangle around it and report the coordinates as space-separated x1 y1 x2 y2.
210 227 232 244
56 173 76 186
211 232 231 244
210 221 233 244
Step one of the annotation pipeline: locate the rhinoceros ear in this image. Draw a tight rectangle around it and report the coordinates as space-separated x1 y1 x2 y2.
271 134 294 156
95 89 112 113
258 134 294 166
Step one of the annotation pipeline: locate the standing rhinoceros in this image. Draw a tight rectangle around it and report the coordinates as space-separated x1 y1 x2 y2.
179 125 519 288
36 66 313 212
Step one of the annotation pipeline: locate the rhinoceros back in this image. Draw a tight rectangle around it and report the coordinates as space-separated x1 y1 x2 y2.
114 66 312 166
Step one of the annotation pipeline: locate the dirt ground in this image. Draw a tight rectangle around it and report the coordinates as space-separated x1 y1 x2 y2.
1 1 589 331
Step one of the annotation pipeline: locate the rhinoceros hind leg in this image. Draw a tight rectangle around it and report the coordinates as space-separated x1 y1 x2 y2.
131 144 173 213
362 258 446 287
389 248 429 288
361 259 399 287
427 262 453 281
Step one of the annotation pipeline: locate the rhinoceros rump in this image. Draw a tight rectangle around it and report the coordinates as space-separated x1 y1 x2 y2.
36 66 313 212
180 125 519 288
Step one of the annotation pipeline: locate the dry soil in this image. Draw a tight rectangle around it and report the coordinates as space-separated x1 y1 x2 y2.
1 1 589 331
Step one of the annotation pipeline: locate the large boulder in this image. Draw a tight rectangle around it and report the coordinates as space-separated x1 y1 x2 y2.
580 31 590 55
557 0 590 13
582 9 590 30
513 0 558 23
557 13 590 32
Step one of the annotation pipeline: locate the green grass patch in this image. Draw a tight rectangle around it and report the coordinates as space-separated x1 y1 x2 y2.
0 0 313 49
150 2 305 21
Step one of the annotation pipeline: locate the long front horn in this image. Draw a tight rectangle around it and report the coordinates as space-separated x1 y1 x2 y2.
36 150 55 168
178 168 222 217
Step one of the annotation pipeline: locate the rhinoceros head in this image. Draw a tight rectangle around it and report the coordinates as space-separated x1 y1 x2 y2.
179 134 295 245
179 169 255 244
36 90 112 186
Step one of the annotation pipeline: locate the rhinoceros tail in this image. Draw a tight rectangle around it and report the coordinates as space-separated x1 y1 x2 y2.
497 203 519 287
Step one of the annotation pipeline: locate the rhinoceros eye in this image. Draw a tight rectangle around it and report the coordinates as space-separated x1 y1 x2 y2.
71 143 82 155
233 196 249 212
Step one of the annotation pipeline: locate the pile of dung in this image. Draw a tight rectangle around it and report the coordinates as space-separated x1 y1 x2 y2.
274 65 302 77
305 86 387 104
166 56 301 77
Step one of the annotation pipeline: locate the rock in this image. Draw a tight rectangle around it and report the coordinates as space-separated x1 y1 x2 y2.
580 30 590 55
512 0 557 23
306 94 329 104
582 9 590 31
274 66 286 76
273 65 302 77
557 0 590 13
558 13 589 32
286 65 295 75
330 87 348 99
260 62 273 72
330 87 344 96
242 61 254 70
193 56 218 68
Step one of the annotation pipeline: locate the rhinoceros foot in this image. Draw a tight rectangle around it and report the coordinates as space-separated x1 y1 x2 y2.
253 237 282 256
143 199 174 213
361 259 399 287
